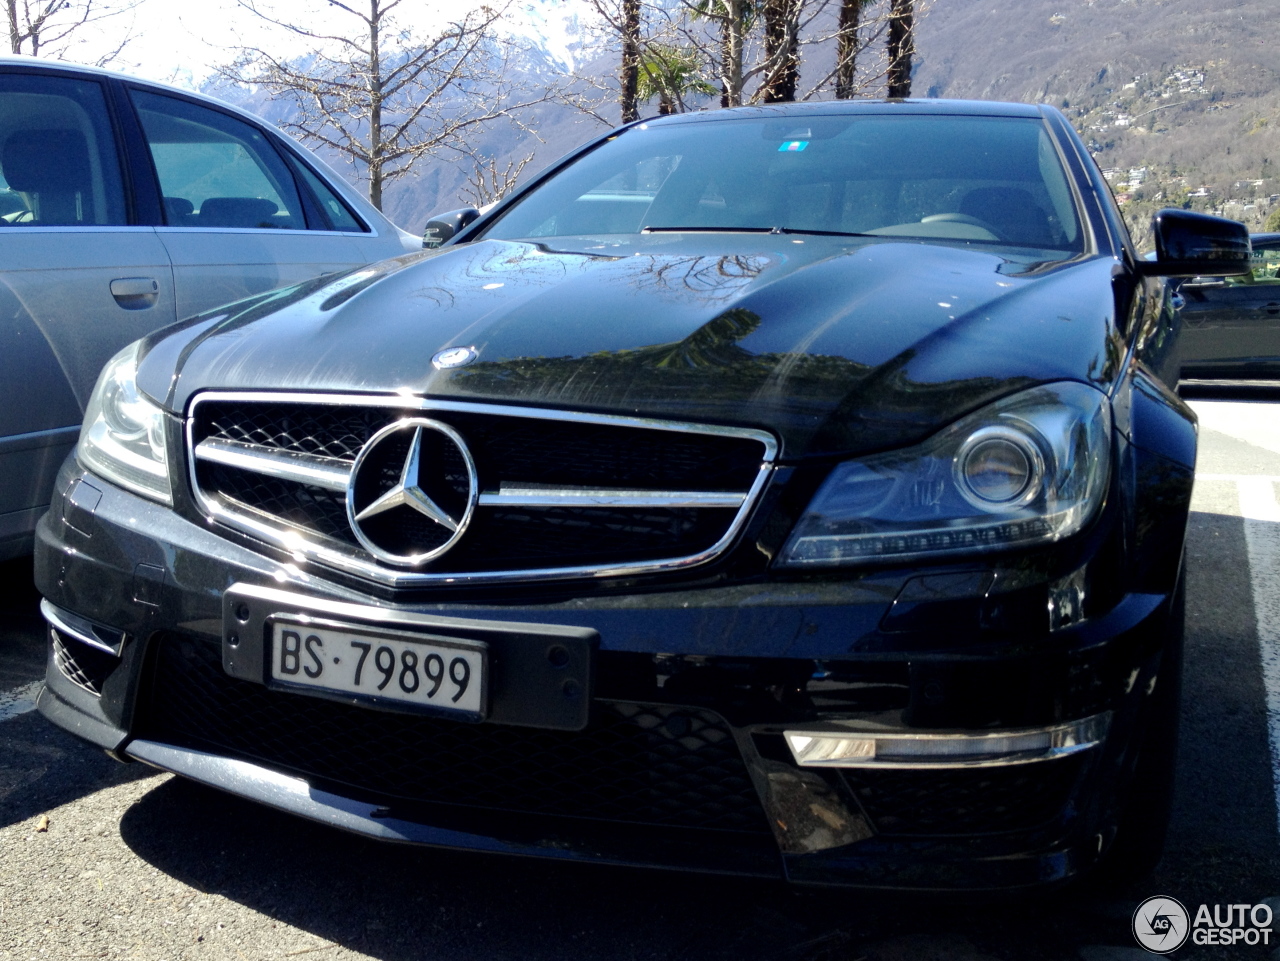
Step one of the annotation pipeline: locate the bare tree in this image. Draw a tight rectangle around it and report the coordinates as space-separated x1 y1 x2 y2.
800 0 916 102
6 0 136 64
886 0 914 98
461 150 535 208
587 0 655 123
221 0 557 211
677 0 863 107
687 0 757 108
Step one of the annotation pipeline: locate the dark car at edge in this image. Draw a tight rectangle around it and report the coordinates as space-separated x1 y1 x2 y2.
32 100 1250 891
1177 231 1280 388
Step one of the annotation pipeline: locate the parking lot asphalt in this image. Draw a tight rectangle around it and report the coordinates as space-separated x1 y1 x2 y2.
1 399 1278 961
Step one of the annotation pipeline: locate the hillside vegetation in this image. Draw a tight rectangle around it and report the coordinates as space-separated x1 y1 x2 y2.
913 0 1280 244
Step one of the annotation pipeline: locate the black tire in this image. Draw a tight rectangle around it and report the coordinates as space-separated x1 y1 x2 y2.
1092 566 1185 885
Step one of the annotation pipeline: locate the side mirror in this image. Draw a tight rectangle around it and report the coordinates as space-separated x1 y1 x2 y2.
1135 208 1251 277
423 207 481 248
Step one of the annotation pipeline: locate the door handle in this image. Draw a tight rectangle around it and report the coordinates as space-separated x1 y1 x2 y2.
110 277 160 310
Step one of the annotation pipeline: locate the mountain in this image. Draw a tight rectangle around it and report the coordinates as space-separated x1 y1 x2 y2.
913 0 1280 239
204 0 1280 242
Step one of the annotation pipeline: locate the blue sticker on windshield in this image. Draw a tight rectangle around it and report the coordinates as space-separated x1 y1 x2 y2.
779 140 809 152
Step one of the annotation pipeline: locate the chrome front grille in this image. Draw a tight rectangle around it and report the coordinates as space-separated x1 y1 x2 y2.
186 392 776 586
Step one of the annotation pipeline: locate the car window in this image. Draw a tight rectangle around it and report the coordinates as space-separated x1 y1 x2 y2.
289 156 366 232
131 89 307 230
1223 244 1280 286
0 72 127 226
481 115 1085 256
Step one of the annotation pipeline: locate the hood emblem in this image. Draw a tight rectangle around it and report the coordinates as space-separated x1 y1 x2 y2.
432 345 478 370
346 418 478 566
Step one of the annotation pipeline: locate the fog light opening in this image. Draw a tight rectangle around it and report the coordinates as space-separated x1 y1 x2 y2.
1049 565 1088 631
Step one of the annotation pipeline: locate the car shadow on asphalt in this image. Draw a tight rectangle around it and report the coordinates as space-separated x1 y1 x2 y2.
1 555 158 832
113 774 1185 961
0 556 48 687
0 711 156 832
106 508 1279 960
1159 508 1280 902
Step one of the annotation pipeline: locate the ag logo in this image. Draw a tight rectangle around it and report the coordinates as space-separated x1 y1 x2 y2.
1133 896 1190 954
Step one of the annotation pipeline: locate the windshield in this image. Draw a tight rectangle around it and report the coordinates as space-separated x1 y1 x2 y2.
479 114 1085 256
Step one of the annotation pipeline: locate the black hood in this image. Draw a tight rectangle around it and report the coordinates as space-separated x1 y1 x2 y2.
138 235 1123 459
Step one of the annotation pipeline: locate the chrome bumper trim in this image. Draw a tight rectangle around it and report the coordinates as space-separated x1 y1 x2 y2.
784 712 1111 769
40 599 125 656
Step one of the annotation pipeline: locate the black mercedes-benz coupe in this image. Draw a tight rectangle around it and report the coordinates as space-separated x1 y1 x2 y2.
34 100 1249 891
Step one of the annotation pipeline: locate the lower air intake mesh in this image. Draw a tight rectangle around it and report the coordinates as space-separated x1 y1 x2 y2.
141 633 769 834
841 759 1085 836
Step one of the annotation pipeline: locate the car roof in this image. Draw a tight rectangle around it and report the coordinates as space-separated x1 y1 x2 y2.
0 54 275 136
637 98 1046 128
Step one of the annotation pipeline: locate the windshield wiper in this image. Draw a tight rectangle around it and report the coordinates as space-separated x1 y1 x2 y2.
773 227 873 238
642 226 774 234
641 225 871 238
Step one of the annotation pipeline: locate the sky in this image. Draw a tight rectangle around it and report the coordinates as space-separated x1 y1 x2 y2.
70 0 587 90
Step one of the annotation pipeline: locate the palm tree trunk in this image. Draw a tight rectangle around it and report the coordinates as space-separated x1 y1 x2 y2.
7 0 20 55
620 0 640 123
835 0 860 99
719 0 746 108
887 0 914 99
762 0 799 103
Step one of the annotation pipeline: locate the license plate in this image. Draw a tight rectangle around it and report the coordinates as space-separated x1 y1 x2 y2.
269 617 486 717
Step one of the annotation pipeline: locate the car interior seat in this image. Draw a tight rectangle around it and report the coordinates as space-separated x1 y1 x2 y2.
163 196 196 226
198 196 280 228
959 186 1057 247
1 128 94 225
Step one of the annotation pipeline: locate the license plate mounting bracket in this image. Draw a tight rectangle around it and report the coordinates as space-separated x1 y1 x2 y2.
222 583 597 731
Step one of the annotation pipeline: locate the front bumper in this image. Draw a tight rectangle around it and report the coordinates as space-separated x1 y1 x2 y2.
35 456 1178 891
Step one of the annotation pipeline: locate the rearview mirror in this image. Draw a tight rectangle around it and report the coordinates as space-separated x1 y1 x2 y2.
1135 208 1251 278
423 208 481 248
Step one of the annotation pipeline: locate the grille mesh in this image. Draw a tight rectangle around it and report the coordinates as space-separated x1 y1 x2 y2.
141 633 770 834
51 629 115 696
842 760 1084 836
189 398 769 577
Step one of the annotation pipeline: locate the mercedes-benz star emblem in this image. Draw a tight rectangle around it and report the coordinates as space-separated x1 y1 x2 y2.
431 345 478 369
346 418 478 567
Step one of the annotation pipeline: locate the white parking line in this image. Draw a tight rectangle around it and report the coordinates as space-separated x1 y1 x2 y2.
1237 476 1280 834
0 681 42 723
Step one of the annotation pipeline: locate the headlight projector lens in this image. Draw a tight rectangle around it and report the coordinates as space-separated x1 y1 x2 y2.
954 427 1044 510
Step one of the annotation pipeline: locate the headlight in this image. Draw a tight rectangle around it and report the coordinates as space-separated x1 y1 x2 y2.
78 342 172 504
778 382 1111 567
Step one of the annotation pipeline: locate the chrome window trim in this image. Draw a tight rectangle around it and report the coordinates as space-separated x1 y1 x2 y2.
185 390 778 588
153 226 369 237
